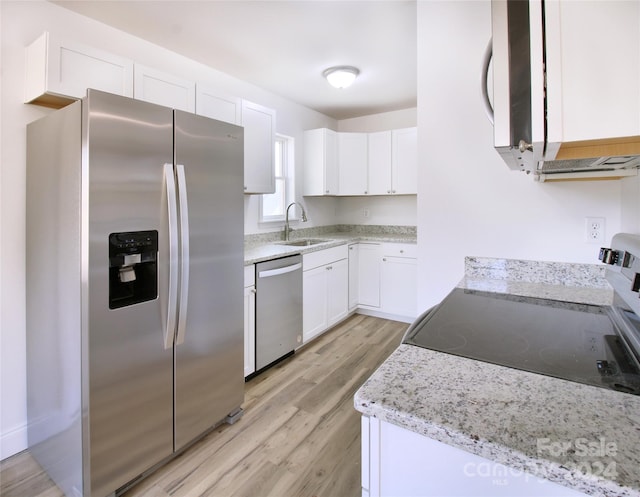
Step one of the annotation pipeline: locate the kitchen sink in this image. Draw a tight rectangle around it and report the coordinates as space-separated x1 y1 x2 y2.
278 238 329 247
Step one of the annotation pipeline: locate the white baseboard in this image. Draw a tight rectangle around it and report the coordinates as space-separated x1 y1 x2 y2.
1 421 28 460
355 307 414 324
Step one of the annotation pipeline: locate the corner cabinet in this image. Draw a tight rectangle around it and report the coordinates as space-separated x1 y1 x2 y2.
338 132 369 195
304 128 338 196
24 32 134 107
302 245 349 343
391 128 418 195
241 100 276 194
304 127 417 196
244 265 256 378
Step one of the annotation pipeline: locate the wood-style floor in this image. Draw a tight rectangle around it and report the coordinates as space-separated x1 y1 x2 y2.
0 314 406 497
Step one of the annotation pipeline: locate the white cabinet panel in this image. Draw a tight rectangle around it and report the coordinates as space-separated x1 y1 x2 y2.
380 256 417 319
303 265 329 342
243 284 256 377
368 131 393 195
326 258 349 327
363 417 587 497
196 85 241 125
348 244 359 311
338 132 369 195
241 100 276 194
244 265 256 377
302 247 348 343
392 128 418 195
304 128 338 195
134 64 195 112
358 243 381 308
24 32 134 107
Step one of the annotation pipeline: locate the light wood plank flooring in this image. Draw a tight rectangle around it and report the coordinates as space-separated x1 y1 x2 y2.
1 314 406 497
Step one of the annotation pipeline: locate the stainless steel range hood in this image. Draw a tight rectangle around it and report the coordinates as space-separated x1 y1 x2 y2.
487 0 640 182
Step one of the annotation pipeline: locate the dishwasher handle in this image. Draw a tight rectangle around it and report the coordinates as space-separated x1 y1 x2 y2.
258 262 302 279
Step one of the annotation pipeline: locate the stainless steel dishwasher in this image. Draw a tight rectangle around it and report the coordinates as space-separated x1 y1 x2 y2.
255 255 303 372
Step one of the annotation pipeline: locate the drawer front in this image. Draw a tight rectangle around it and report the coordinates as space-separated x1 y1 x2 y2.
244 264 255 287
381 242 417 258
303 244 349 270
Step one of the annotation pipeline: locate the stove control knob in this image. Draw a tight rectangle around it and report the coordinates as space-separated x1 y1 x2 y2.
599 248 619 265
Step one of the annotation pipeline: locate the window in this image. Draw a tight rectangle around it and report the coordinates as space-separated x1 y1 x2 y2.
260 134 294 223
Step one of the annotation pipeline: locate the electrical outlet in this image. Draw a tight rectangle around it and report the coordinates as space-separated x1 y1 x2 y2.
585 217 605 243
363 208 370 218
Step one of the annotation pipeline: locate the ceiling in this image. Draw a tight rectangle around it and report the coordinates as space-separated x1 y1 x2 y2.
53 0 417 120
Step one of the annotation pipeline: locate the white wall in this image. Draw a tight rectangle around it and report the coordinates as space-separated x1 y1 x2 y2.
416 0 624 311
0 0 339 459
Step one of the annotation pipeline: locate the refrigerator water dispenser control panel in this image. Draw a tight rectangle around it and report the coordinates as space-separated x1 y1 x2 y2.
109 230 158 309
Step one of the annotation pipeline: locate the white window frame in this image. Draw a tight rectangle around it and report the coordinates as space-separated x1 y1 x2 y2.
260 133 295 224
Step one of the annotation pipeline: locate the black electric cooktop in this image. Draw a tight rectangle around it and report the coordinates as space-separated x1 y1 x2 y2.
403 288 640 395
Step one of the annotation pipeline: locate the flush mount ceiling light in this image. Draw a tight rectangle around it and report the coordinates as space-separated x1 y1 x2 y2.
323 66 360 89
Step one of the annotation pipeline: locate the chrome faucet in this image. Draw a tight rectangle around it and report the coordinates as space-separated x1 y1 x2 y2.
284 202 308 241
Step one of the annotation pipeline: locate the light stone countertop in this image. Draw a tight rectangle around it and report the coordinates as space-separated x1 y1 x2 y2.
244 225 416 265
354 257 640 497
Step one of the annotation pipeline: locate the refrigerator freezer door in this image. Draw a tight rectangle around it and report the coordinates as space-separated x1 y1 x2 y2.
86 91 174 496
173 111 245 450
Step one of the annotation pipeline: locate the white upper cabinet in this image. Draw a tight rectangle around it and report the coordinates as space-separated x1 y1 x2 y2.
24 32 134 107
304 128 338 196
545 1 639 143
241 100 276 194
391 128 418 194
133 64 195 112
338 133 369 195
196 85 241 125
368 131 393 195
305 127 416 196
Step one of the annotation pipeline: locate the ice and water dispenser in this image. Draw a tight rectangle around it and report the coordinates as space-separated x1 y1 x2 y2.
109 231 158 309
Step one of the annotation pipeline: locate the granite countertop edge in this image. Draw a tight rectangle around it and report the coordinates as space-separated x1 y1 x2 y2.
354 257 640 497
244 231 416 265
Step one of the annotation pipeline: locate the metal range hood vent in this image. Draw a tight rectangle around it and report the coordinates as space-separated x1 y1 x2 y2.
535 137 640 182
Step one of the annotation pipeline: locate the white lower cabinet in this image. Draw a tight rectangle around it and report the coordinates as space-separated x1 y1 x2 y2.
380 243 417 319
348 244 359 310
244 265 256 378
361 416 587 497
354 242 417 322
303 246 349 343
357 243 381 308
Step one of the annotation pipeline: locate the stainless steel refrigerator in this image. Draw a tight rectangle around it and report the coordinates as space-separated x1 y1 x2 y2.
26 89 245 497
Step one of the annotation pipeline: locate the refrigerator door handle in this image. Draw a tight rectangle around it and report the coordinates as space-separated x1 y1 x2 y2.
175 164 190 345
164 163 179 349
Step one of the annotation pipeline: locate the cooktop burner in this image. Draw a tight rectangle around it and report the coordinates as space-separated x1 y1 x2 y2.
403 288 640 395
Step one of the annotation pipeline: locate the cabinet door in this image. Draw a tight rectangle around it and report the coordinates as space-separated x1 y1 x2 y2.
196 85 241 124
326 258 349 327
134 64 195 112
391 128 417 194
304 128 338 196
338 132 368 195
368 131 392 195
242 100 276 194
24 32 134 107
348 244 359 310
380 256 417 318
358 243 381 308
303 266 328 342
244 285 256 377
